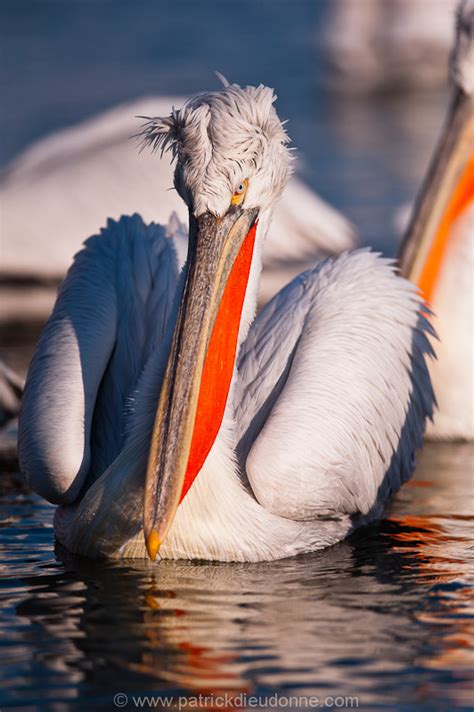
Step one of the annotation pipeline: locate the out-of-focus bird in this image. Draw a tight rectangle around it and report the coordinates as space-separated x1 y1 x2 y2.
0 360 23 461
399 0 474 440
0 361 22 426
322 0 457 93
0 96 356 315
18 81 434 562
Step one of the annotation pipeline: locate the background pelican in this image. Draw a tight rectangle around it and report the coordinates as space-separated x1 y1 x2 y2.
322 0 457 94
0 95 356 320
399 0 474 440
18 81 435 562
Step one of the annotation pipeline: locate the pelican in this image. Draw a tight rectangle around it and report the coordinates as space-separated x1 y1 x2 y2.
399 0 474 440
322 0 457 93
18 80 435 562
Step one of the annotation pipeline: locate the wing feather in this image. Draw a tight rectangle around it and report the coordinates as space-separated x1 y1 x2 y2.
18 214 178 504
235 250 435 523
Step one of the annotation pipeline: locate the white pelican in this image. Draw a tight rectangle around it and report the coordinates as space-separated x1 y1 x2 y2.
0 95 356 320
399 0 474 440
322 0 457 93
18 81 435 562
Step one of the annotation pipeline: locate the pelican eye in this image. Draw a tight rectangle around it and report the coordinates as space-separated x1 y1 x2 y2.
231 178 249 205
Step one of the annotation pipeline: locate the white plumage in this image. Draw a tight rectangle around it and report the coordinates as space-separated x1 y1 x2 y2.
238 251 433 522
424 203 474 440
322 0 457 93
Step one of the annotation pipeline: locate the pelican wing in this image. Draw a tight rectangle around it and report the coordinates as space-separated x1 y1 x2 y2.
236 250 435 522
18 214 179 505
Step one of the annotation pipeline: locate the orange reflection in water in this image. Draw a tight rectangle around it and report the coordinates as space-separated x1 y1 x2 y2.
385 444 474 704
130 579 250 704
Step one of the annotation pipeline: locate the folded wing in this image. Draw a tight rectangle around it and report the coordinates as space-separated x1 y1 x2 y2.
18 214 179 504
236 250 435 522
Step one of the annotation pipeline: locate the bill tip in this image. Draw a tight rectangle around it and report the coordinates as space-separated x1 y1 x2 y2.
146 530 161 561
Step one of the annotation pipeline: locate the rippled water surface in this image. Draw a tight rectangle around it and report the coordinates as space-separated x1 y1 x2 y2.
1 444 473 711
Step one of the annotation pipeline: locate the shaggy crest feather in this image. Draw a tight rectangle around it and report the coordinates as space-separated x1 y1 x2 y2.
214 71 230 88
140 83 293 216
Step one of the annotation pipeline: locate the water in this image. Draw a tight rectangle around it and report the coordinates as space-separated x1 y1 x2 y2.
1 1 473 710
1 444 473 711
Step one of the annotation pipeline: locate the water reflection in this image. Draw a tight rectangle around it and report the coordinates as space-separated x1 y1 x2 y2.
1 443 472 710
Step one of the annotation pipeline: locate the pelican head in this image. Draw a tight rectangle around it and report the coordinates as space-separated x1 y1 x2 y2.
451 0 474 96
399 0 474 290
140 83 292 559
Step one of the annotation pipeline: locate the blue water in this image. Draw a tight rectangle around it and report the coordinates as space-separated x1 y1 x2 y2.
1 2 473 711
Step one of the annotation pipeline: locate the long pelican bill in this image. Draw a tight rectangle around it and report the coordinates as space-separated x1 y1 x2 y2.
143 205 259 560
398 87 474 302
